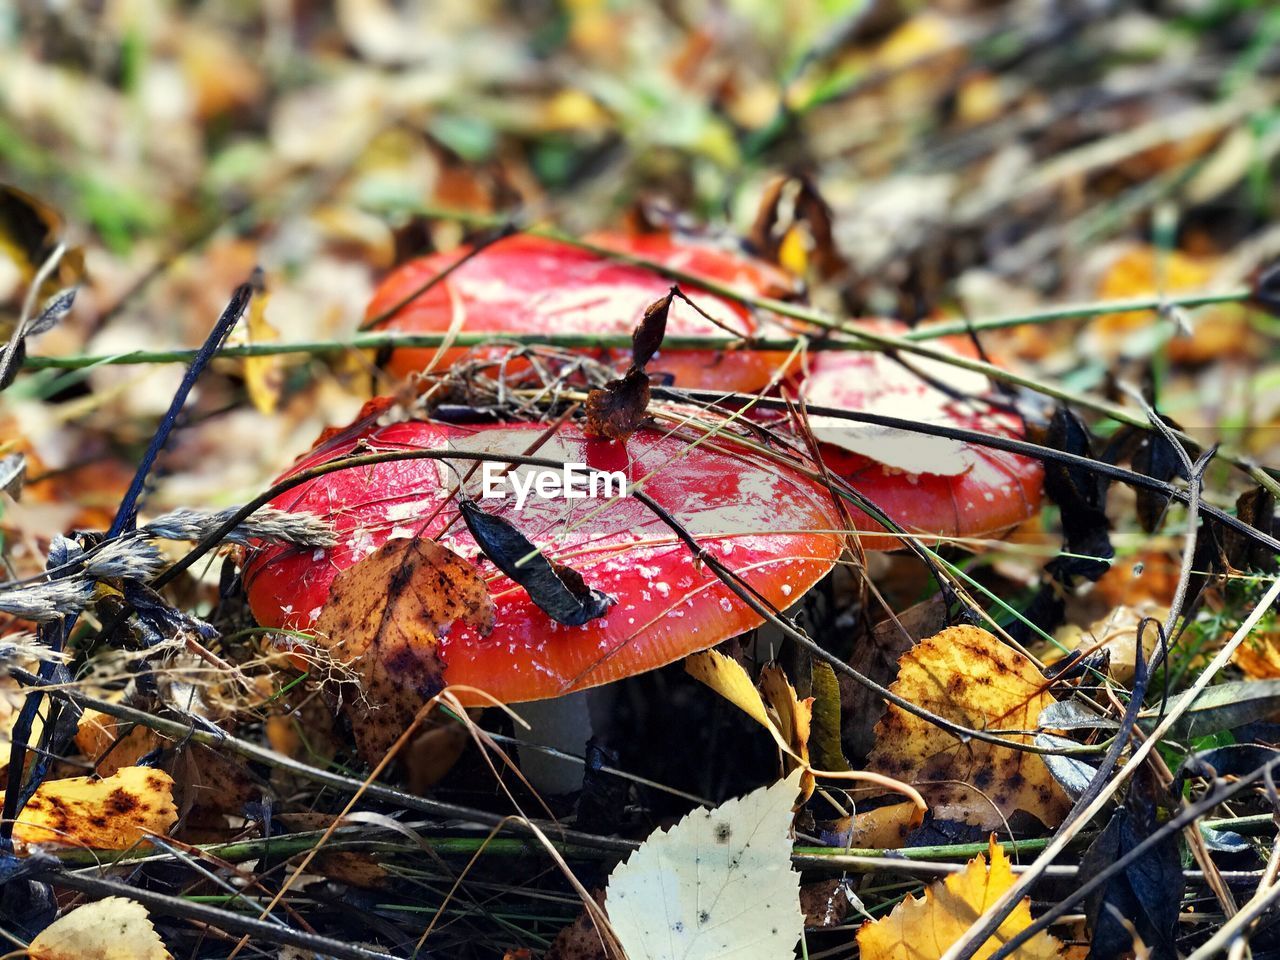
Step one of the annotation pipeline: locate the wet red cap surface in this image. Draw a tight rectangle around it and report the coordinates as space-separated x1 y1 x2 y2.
800 321 1044 547
365 232 798 391
244 413 841 704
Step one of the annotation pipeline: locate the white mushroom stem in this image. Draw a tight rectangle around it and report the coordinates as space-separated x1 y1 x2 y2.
513 688 615 795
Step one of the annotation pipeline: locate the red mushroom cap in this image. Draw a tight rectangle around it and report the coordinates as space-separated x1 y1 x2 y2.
364 232 797 391
244 412 841 704
799 321 1043 547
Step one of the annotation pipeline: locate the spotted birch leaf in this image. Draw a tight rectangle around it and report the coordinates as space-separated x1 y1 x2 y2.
605 769 804 960
29 896 172 960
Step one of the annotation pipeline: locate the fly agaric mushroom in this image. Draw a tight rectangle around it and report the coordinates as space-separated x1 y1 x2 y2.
364 232 797 392
799 321 1043 547
243 407 841 706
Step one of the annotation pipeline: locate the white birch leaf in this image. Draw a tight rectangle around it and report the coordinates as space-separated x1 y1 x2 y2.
605 769 804 960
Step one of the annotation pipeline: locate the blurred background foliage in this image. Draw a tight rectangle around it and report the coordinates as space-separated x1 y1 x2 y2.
1 0 1279 515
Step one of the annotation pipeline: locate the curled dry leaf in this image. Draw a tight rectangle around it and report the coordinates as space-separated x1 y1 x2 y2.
866 626 1069 829
686 650 813 798
585 368 652 441
312 536 495 762
28 896 172 960
856 839 1064 959
760 664 815 800
6 766 177 849
585 289 671 441
686 650 925 810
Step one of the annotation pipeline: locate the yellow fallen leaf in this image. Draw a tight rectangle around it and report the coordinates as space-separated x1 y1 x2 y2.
29 896 172 960
75 708 161 777
1234 630 1280 680
541 89 610 131
687 650 925 810
867 626 1069 829
1091 245 1250 362
818 801 926 851
179 31 263 120
6 766 177 849
857 839 1064 959
243 278 283 415
760 663 815 800
848 802 925 849
685 649 772 730
687 651 812 795
0 667 42 776
869 14 966 112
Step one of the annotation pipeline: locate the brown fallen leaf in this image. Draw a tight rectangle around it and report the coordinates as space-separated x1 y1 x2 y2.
170 742 258 833
1055 601 1166 683
405 717 472 794
1234 630 1280 680
315 850 390 890
546 889 615 960
866 626 1069 829
845 594 948 760
856 839 1064 959
800 878 859 929
7 766 177 849
29 896 172 960
584 368 651 441
313 536 495 762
